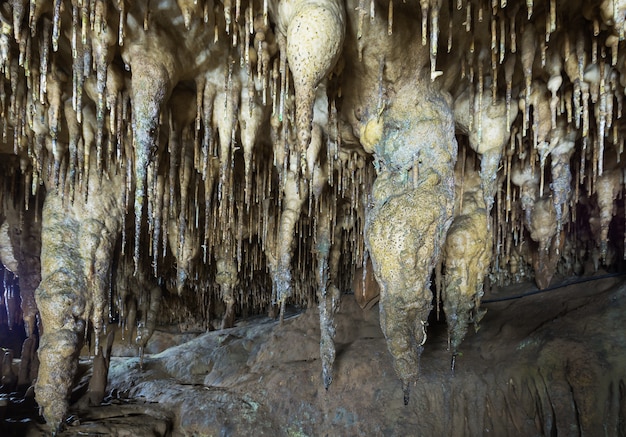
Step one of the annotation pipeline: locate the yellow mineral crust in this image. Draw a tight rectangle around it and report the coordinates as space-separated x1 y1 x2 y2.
367 169 454 400
35 160 124 430
443 169 492 353
364 83 456 400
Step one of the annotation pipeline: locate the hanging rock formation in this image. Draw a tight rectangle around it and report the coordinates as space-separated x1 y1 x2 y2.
443 163 492 356
34 161 124 430
345 5 457 398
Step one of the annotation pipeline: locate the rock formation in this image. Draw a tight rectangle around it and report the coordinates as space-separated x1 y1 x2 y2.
0 0 625 432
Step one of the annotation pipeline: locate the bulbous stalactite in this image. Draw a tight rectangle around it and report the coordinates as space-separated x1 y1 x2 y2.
454 86 518 214
275 0 346 166
367 169 455 403
364 82 457 402
443 166 491 355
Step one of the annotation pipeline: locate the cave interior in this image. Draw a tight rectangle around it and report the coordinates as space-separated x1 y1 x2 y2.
1 0 626 434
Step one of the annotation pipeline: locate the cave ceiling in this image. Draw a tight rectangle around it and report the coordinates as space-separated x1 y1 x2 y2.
0 0 625 431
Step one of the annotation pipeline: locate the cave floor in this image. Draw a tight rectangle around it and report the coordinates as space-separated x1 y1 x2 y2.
2 273 626 436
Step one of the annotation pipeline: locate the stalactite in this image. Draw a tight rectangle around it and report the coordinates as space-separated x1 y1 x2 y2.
443 165 491 357
272 163 306 319
429 0 442 81
91 0 114 174
594 169 622 263
35 156 124 430
125 51 173 274
214 64 240 227
239 81 265 207
276 0 345 173
216 254 238 330
177 140 194 281
312 201 332 388
511 163 539 228
46 69 63 188
521 23 536 136
549 121 576 245
455 85 518 215
546 46 563 132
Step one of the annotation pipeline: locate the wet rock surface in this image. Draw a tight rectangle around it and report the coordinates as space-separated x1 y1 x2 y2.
2 275 625 436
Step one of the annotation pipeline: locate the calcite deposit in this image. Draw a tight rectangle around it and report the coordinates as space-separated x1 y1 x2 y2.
0 0 626 433
443 164 491 355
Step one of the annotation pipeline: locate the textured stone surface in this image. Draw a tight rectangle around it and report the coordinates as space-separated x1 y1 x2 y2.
5 276 624 435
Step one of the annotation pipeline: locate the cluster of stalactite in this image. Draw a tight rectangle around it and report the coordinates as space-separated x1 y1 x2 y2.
0 0 625 431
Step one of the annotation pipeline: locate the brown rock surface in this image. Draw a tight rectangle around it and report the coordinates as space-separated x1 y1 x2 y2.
3 275 625 436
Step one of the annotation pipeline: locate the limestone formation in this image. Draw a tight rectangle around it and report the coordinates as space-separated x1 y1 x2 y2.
443 164 492 356
0 0 625 432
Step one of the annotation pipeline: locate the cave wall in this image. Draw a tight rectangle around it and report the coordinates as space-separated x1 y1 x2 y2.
0 0 626 431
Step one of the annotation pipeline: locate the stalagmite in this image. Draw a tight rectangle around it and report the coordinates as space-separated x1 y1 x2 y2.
84 330 114 407
17 336 37 390
1 349 16 391
354 257 380 310
135 282 161 354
